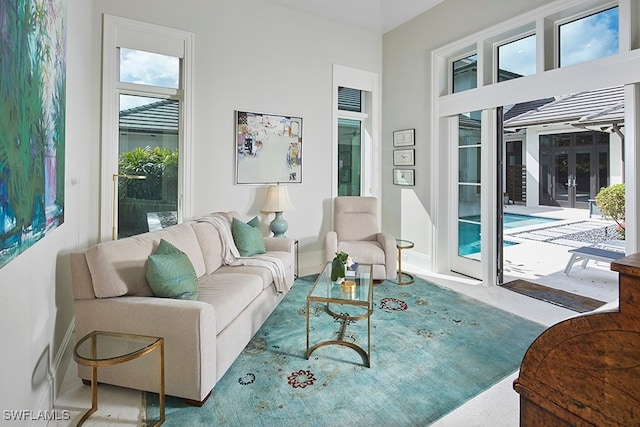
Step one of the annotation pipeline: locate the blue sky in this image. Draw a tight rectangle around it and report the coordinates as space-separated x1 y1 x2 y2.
119 48 179 110
499 7 618 76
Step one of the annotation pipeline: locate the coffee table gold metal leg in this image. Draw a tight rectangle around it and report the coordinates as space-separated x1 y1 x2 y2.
305 299 310 359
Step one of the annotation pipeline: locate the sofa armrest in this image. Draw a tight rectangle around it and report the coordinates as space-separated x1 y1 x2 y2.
325 231 338 263
264 237 294 253
377 232 398 280
74 296 216 402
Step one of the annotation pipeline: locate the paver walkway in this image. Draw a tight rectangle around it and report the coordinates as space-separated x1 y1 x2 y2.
510 220 622 248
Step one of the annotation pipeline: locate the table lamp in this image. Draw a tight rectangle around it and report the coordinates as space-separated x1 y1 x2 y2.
261 184 294 237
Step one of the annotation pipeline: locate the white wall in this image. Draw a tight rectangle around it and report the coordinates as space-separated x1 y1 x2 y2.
0 0 381 416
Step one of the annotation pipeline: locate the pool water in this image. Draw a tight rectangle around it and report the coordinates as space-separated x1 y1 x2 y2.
503 213 559 229
458 213 560 256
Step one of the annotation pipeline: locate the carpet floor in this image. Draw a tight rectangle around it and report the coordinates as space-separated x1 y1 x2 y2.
147 275 546 426
500 279 606 313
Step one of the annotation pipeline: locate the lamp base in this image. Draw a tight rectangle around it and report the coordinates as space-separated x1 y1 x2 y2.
269 211 288 237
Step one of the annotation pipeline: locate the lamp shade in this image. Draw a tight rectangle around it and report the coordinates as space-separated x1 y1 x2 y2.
262 185 294 212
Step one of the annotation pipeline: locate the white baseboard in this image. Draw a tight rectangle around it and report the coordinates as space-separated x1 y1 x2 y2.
30 318 74 427
52 318 75 402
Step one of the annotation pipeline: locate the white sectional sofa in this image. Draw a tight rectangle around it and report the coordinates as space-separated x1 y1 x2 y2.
70 212 295 405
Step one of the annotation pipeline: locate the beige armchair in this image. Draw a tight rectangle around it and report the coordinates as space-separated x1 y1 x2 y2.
325 196 396 280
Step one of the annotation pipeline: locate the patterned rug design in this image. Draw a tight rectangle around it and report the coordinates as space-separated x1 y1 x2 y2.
147 275 546 426
500 279 606 313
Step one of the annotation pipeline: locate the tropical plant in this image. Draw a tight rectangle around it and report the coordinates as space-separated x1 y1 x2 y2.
595 183 625 238
118 146 178 201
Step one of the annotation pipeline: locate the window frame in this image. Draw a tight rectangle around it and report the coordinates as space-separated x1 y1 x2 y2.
332 65 379 199
100 15 194 241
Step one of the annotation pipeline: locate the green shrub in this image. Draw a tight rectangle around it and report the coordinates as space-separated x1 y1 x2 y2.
595 183 625 237
118 146 178 201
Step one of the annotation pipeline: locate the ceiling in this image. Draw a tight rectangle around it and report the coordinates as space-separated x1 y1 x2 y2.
267 0 446 35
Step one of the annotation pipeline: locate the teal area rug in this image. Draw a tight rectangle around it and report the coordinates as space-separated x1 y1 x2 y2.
147 275 546 426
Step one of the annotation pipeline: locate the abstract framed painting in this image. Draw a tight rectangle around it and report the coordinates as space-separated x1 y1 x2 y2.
0 0 66 269
235 111 302 184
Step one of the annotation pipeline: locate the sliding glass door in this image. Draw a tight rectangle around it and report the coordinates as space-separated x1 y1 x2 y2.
451 111 483 278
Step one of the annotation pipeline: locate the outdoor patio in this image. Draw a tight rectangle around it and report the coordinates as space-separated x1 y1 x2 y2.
502 204 623 304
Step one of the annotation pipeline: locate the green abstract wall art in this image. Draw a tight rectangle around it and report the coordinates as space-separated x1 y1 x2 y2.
0 0 66 269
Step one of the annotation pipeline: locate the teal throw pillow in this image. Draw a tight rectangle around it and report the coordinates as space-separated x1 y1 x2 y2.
232 216 266 257
146 239 199 300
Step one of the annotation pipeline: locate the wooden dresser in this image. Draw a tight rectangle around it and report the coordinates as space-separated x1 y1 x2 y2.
513 252 640 426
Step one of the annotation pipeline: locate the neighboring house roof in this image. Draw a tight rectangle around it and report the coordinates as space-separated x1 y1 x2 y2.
503 86 624 130
119 99 178 134
503 97 555 121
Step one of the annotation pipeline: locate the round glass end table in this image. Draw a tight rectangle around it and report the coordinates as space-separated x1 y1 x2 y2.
73 330 165 426
396 239 415 285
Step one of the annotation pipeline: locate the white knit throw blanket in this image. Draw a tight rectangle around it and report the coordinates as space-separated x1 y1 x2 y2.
195 213 291 294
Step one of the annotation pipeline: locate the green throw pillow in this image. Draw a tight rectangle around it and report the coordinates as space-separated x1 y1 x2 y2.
232 216 266 257
146 239 199 300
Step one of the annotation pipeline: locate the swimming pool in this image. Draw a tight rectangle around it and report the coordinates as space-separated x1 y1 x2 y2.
503 213 560 229
458 213 560 256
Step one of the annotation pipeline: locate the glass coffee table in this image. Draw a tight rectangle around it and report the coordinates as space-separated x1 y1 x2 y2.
306 262 373 367
73 331 165 426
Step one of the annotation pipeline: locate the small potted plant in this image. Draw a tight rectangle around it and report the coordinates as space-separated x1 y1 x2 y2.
331 251 349 283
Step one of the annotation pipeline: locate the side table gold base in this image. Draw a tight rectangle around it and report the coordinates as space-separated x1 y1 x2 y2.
395 239 415 286
398 271 415 286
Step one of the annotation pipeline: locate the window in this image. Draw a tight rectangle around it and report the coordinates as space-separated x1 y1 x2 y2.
101 16 193 241
337 87 364 196
452 54 477 93
332 64 378 198
457 111 482 258
498 34 536 82
559 7 619 67
119 48 179 89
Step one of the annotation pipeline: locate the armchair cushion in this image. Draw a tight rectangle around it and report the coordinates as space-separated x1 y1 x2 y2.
337 240 385 265
334 197 378 241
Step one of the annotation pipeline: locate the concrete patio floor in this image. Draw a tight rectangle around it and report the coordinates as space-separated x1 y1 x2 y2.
502 204 623 304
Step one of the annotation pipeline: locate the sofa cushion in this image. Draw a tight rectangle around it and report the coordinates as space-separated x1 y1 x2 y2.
146 239 199 300
191 221 224 274
197 273 263 334
215 251 293 290
86 223 206 298
231 217 266 257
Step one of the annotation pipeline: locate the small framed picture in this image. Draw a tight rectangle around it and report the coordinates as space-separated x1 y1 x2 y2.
393 149 415 166
393 129 415 147
393 169 415 186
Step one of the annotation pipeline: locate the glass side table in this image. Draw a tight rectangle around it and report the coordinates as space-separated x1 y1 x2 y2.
73 331 165 426
396 239 415 285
